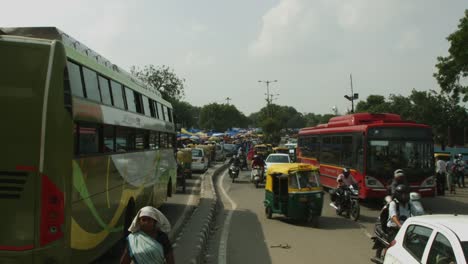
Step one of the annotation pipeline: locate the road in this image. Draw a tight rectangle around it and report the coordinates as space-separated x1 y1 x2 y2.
206 168 468 264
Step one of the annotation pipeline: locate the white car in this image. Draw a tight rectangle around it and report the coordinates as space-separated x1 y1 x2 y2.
264 153 291 171
384 214 468 264
191 148 208 172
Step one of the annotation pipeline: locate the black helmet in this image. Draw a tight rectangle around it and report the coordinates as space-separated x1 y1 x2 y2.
394 184 410 204
342 168 351 177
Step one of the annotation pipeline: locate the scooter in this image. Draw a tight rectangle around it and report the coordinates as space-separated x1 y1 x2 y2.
251 166 264 188
370 192 424 263
229 163 240 183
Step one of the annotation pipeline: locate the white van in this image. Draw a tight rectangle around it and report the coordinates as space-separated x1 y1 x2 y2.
191 148 208 171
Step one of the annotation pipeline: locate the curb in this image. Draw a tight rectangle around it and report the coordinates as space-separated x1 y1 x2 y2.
172 162 228 264
189 162 228 264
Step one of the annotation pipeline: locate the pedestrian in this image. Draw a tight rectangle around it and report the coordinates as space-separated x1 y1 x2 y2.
454 154 466 188
446 160 456 194
120 206 174 264
435 156 447 195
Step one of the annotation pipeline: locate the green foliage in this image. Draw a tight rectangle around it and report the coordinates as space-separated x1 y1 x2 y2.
434 10 468 102
199 103 249 131
130 65 185 102
171 100 200 129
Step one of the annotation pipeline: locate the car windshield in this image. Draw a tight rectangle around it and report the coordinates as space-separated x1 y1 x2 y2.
462 242 468 262
266 155 289 163
192 149 203 157
290 170 320 189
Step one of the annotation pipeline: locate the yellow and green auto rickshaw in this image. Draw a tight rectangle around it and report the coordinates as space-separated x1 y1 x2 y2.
265 144 273 155
254 144 268 157
273 146 289 154
264 163 323 227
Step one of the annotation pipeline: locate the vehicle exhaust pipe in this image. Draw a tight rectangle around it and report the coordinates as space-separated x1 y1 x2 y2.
329 202 339 210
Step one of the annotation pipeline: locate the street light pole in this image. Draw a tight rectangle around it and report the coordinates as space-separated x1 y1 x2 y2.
258 80 278 117
344 74 358 113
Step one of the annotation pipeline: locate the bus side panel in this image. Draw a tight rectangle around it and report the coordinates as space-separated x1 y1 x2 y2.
33 42 73 264
70 149 175 263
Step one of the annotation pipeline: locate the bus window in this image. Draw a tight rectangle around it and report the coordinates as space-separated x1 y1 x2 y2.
167 108 173 123
125 87 137 112
135 130 147 150
142 96 151 117
153 101 161 119
150 132 160 149
149 99 156 118
78 124 100 154
67 61 84 97
98 76 112 105
134 92 144 114
160 133 168 148
341 136 353 167
116 126 136 152
163 105 169 122
110 81 125 109
82 67 101 102
310 137 320 158
103 125 115 152
167 133 175 148
159 103 165 121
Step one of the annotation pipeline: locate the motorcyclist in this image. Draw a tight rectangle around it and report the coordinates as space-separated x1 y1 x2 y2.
228 155 241 175
237 147 247 169
388 169 409 197
333 168 357 208
251 154 266 179
387 184 418 239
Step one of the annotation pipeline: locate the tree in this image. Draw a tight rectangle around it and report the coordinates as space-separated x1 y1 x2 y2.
355 95 390 113
131 65 185 102
171 100 199 129
199 103 248 131
434 10 468 102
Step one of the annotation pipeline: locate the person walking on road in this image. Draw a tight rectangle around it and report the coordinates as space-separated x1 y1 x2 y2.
454 154 466 188
435 156 447 195
120 206 174 264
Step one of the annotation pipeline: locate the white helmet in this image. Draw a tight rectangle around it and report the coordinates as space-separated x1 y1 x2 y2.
394 169 405 178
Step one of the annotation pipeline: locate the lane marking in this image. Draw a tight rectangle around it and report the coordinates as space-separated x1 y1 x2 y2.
218 170 237 264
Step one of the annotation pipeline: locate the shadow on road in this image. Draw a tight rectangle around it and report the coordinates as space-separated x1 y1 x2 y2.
228 208 272 264
423 194 468 215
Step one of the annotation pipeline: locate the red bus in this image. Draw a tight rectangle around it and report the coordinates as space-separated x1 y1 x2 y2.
297 113 435 199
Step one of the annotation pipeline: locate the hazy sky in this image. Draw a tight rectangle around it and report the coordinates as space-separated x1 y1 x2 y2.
3 0 466 115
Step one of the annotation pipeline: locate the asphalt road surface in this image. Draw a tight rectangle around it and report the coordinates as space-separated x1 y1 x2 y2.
206 169 468 264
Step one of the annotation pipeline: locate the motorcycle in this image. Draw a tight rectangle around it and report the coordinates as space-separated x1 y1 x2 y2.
229 163 240 183
370 192 424 263
251 166 264 188
239 154 247 170
329 184 360 221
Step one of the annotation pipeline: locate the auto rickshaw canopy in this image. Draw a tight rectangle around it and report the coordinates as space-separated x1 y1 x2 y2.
265 163 322 193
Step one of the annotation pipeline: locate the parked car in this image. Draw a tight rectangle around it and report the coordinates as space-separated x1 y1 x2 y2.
264 153 291 172
191 148 208 172
384 214 468 264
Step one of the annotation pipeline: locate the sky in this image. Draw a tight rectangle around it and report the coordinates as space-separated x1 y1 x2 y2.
3 0 467 115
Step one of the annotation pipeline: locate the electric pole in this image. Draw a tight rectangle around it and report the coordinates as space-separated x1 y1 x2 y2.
258 80 278 117
225 97 231 105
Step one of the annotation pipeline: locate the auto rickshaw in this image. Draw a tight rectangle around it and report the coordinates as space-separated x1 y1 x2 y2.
273 146 289 154
265 144 273 155
264 163 323 227
254 144 268 157
176 148 192 193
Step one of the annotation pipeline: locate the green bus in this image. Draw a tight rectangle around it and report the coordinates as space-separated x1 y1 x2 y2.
0 27 177 263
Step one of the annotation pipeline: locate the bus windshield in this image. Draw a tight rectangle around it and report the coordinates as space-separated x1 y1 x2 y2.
367 139 433 181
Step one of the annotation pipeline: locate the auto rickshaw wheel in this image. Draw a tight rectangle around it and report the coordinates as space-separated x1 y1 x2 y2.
255 181 259 188
266 206 272 219
309 216 319 228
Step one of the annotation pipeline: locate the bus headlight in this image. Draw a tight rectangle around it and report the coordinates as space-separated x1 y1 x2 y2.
365 176 384 188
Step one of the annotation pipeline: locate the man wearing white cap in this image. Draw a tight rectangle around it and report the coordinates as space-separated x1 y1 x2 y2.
120 206 174 264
